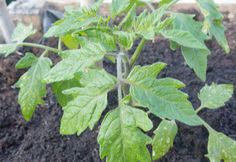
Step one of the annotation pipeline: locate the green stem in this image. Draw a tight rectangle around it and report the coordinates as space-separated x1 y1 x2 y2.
117 53 123 105
121 53 130 96
18 42 60 53
130 39 146 68
195 106 204 113
58 38 62 51
41 50 49 57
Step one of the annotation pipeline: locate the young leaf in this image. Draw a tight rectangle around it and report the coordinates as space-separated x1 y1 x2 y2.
198 83 234 110
98 104 153 162
0 44 18 56
196 0 230 53
152 120 178 160
60 69 116 135
52 74 81 107
161 29 207 49
15 56 52 121
207 129 236 162
113 31 135 50
44 43 105 83
15 52 38 69
111 0 130 17
127 63 202 126
12 23 36 43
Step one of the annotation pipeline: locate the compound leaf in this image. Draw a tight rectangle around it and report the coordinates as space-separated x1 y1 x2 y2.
60 69 116 135
44 43 105 83
207 129 236 162
152 120 178 160
15 56 52 121
127 63 202 126
198 83 234 109
98 103 153 162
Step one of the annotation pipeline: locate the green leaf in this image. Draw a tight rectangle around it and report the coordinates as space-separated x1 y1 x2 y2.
44 16 99 38
181 48 209 81
111 0 130 17
127 63 202 126
207 129 236 162
80 30 116 52
61 34 80 49
98 104 153 162
152 120 178 160
196 0 230 53
60 69 116 135
161 29 207 49
15 56 52 121
44 43 105 83
15 52 38 69
113 31 135 50
0 44 17 56
12 23 36 43
159 0 178 6
171 13 210 81
52 74 81 107
198 83 234 109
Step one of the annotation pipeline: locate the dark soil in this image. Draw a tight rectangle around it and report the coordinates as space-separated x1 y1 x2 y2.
1 10 236 162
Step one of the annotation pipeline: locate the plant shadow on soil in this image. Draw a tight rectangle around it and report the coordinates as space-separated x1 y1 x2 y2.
0 10 236 162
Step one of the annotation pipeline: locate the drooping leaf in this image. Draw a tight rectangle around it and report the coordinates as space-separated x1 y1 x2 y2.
15 52 38 69
113 31 135 50
52 73 81 107
152 120 178 160
161 29 207 49
198 83 234 110
207 129 236 162
12 23 36 43
111 0 130 17
0 44 17 56
60 69 116 135
196 0 230 53
181 47 209 81
127 63 202 126
15 56 52 121
171 13 210 81
44 43 105 83
98 103 153 162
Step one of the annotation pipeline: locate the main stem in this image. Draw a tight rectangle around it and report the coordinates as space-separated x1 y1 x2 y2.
18 42 60 53
117 53 123 105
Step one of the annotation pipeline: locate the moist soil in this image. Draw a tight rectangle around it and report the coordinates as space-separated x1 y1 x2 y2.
0 10 236 162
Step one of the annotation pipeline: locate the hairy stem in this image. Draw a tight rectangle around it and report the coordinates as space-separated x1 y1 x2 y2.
130 39 146 68
121 54 130 96
18 42 60 53
117 53 123 105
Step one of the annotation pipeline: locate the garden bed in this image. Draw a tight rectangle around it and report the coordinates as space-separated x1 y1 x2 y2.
0 9 236 162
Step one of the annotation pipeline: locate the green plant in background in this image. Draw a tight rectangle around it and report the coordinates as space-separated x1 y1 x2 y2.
0 0 235 161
